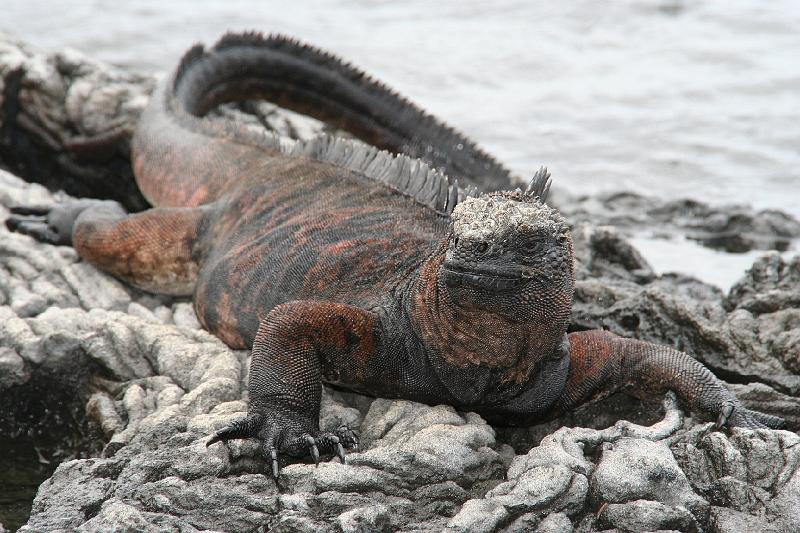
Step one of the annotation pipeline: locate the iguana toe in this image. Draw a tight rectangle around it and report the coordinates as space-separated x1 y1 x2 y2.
285 427 357 464
9 204 53 216
5 213 61 243
332 436 347 465
303 434 320 466
334 424 359 451
750 410 785 429
209 411 359 476
6 199 124 246
264 445 280 479
715 401 785 430
206 413 263 446
715 400 735 429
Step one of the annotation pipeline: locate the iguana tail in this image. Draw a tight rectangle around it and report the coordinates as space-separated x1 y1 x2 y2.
133 31 514 207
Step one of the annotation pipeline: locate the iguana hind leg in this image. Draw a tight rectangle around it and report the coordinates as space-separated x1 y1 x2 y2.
207 300 376 477
554 330 785 429
7 199 208 296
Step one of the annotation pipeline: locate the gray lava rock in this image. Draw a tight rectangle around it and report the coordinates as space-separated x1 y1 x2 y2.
570 223 800 397
599 499 697 532
446 499 509 532
554 190 800 253
591 438 706 512
668 424 800 533
532 512 572 533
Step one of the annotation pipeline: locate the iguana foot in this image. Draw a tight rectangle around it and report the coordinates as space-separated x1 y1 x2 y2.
5 199 122 245
715 400 785 430
207 411 359 478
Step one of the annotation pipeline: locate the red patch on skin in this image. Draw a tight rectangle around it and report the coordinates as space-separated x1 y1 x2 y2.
214 291 248 348
561 330 620 406
566 331 616 382
255 301 379 384
186 186 211 207
410 253 549 385
326 240 357 255
73 206 205 296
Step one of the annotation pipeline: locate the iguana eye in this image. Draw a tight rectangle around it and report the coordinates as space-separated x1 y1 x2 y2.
524 241 544 254
476 242 488 254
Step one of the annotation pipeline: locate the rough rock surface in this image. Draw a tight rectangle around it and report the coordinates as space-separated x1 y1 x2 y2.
1 37 799 532
553 189 800 254
570 225 800 398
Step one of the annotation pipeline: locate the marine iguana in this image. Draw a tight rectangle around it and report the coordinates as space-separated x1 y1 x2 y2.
6 32 784 477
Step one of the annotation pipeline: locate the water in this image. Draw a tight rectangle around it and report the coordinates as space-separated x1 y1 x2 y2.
629 234 793 291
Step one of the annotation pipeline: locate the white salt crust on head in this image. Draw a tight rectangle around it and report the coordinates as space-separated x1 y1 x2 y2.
450 195 566 242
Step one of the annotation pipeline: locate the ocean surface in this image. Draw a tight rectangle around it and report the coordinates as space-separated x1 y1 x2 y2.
2 0 799 287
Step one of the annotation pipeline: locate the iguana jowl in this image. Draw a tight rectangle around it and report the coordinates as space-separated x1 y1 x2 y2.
7 32 784 477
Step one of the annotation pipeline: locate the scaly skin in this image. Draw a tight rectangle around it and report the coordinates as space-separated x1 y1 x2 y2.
7 32 784 477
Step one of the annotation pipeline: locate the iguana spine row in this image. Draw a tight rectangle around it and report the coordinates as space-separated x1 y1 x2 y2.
171 31 515 191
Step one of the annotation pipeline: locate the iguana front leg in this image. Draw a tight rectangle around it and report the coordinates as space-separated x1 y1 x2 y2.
554 330 785 429
207 301 376 476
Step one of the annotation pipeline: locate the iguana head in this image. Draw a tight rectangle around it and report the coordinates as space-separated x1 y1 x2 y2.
441 170 574 319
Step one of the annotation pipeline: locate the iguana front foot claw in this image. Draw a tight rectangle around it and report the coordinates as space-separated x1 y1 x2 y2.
304 434 320 466
293 425 359 465
206 413 263 446
266 446 280 479
333 425 359 462
207 410 359 477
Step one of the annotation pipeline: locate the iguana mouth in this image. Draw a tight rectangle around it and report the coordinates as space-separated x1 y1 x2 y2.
440 262 528 291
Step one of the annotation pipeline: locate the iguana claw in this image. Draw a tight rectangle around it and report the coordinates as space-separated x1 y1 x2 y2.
8 205 52 216
714 399 784 430
6 210 61 244
268 447 280 479
5 199 124 246
207 411 359 477
715 401 735 429
327 435 347 464
336 442 347 464
305 434 320 466
206 413 262 446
